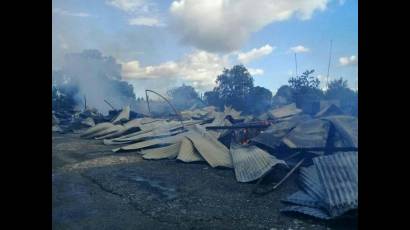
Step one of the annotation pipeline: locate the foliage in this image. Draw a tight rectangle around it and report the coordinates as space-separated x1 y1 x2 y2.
325 78 358 116
204 65 273 114
247 86 272 114
287 70 324 109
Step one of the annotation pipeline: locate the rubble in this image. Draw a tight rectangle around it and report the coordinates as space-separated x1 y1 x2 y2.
55 99 357 223
281 152 358 220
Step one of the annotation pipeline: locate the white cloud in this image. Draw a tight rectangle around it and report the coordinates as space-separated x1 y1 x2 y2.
339 55 358 66
122 50 230 90
53 8 91 17
290 45 310 53
249 68 264 76
106 0 146 12
237 44 275 63
129 17 165 26
170 0 329 52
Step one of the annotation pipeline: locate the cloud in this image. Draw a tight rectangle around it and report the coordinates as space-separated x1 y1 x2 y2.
249 68 264 76
169 0 329 52
122 50 230 90
106 0 146 12
339 55 357 66
237 44 274 63
53 8 91 17
129 17 165 26
290 45 310 53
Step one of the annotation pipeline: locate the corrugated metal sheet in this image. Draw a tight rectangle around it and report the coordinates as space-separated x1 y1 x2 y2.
323 116 358 147
282 152 358 219
176 137 204 162
89 125 124 139
113 134 182 152
81 122 113 138
313 151 358 217
282 190 322 208
281 205 331 220
315 104 344 118
142 142 181 160
282 119 330 149
270 103 302 119
185 125 232 168
251 115 311 150
230 143 286 182
112 106 130 124
299 166 326 208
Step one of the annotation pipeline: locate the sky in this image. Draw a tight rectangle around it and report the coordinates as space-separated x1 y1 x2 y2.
52 0 358 97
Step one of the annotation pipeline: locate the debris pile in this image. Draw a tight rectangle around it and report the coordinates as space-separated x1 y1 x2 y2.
281 151 357 220
56 100 357 222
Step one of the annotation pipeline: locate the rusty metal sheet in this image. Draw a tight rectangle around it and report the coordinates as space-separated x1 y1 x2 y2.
230 143 286 182
142 142 181 160
176 137 204 162
185 125 232 168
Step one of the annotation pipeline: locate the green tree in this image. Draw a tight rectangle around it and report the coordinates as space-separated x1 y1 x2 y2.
248 86 272 114
325 78 358 116
288 70 324 110
213 65 254 111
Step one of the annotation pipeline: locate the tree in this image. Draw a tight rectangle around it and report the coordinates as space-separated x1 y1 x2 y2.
213 65 254 112
204 91 222 109
325 78 357 116
288 70 324 110
248 86 272 114
168 84 201 110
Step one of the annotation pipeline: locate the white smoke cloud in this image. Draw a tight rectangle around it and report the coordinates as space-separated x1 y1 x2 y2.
169 0 329 52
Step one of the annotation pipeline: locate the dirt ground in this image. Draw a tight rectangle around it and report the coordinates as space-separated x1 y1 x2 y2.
52 132 357 230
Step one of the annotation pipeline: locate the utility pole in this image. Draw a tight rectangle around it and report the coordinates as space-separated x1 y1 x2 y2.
294 53 298 76
326 40 333 90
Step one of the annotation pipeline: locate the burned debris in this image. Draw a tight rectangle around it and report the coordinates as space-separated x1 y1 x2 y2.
53 63 358 224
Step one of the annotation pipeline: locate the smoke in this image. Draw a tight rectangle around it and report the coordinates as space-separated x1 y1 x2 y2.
52 49 137 114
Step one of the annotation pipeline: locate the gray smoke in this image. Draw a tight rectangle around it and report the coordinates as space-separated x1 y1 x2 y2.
52 49 137 114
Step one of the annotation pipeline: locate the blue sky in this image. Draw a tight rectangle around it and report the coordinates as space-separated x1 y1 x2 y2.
52 0 358 97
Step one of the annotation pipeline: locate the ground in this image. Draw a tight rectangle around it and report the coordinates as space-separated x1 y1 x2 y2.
52 132 357 230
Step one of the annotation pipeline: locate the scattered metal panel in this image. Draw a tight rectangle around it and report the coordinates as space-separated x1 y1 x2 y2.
251 115 311 150
81 122 113 138
112 134 182 153
142 142 181 160
91 125 124 139
315 104 344 118
103 129 154 145
185 125 233 168
270 103 302 120
282 190 322 208
230 143 286 182
282 119 331 149
95 126 128 140
313 151 358 217
80 117 95 127
322 116 358 148
299 166 327 208
176 137 204 162
112 105 130 124
280 205 331 220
